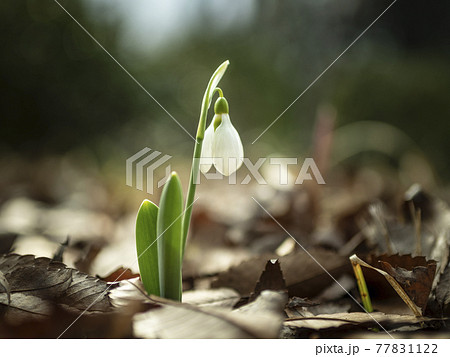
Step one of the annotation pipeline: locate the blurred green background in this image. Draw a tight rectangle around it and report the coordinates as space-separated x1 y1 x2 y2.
1 0 449 183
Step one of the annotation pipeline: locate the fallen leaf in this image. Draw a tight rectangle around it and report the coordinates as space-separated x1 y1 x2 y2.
0 254 112 323
434 260 450 316
284 311 440 331
249 259 287 302
212 249 350 298
376 254 436 314
0 271 10 304
115 277 288 338
182 288 240 309
100 267 140 282
350 254 436 316
0 306 134 338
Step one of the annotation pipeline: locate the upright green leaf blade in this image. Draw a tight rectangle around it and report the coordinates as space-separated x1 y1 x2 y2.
157 172 184 301
136 199 160 296
203 60 229 108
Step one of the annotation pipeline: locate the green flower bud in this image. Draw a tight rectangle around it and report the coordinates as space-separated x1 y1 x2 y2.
214 96 229 115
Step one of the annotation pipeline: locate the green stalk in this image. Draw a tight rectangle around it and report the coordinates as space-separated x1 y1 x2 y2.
181 60 229 253
351 261 373 312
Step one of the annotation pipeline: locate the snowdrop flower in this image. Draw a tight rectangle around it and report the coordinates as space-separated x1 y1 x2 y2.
200 96 244 176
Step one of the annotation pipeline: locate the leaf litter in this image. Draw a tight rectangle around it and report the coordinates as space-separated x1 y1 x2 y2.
1 156 450 338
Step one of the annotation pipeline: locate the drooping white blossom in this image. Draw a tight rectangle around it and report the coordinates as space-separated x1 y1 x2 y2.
200 112 244 176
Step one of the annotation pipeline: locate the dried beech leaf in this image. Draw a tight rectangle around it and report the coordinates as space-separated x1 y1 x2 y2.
0 293 52 322
285 311 439 331
0 255 72 299
249 259 287 302
59 268 111 312
0 254 112 322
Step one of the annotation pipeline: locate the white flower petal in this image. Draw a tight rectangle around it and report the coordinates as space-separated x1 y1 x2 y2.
212 114 244 176
199 121 214 173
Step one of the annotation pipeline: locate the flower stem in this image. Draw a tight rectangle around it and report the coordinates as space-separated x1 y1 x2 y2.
181 61 229 254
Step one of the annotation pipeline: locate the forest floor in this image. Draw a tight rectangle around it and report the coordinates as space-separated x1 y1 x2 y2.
1 155 449 338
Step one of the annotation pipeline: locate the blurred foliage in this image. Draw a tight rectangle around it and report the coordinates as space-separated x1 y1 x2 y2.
1 0 449 179
0 0 139 155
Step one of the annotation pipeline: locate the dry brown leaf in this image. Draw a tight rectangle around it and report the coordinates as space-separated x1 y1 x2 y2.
375 254 436 313
109 278 240 310
182 288 240 309
134 290 286 339
249 259 287 302
350 254 437 316
434 261 450 316
100 267 140 282
284 311 439 331
0 254 112 323
0 306 134 338
212 249 349 298
110 278 286 338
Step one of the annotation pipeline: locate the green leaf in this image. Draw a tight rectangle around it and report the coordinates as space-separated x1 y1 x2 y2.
196 60 230 141
203 60 229 109
136 199 160 296
157 172 184 301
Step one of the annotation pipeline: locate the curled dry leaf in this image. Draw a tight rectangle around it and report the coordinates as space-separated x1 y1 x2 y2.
350 254 436 316
376 254 436 314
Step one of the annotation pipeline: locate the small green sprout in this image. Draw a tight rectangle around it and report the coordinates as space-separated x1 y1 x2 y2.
350 255 373 313
136 60 243 301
